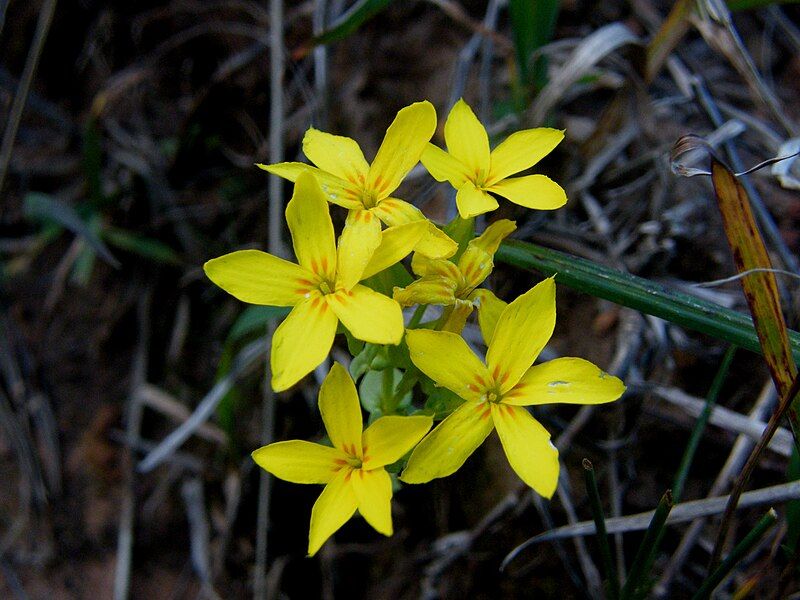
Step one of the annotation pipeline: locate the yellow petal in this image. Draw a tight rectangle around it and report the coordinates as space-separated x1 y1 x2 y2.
367 101 437 199
487 128 565 184
456 245 493 291
471 288 507 346
487 175 567 211
369 199 458 260
440 300 474 334
251 440 346 484
504 358 626 406
393 276 457 307
486 278 556 394
471 219 517 255
258 162 362 209
302 128 369 186
456 183 498 218
327 285 404 345
420 143 471 187
319 362 364 457
271 297 338 391
361 220 427 281
411 254 461 280
204 250 309 306
417 223 458 259
444 99 490 177
370 197 425 226
405 329 492 401
362 415 433 469
308 467 358 556
286 173 338 281
454 220 516 290
491 403 559 498
256 161 309 181
350 468 393 536
400 400 494 483
336 209 382 290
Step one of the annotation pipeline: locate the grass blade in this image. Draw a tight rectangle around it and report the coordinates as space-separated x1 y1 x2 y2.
496 240 800 364
24 192 120 268
692 509 777 600
583 459 620 600
508 0 559 90
672 346 737 502
304 0 393 51
710 158 797 402
619 490 674 600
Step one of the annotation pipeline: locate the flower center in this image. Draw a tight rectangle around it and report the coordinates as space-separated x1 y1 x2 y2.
318 280 333 295
484 388 502 404
360 188 380 209
473 168 488 188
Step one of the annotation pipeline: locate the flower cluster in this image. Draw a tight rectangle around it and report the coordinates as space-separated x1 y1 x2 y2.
205 99 625 555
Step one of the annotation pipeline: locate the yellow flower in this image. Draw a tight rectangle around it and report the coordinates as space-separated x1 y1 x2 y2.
393 219 516 333
259 101 457 259
420 99 568 219
252 363 432 555
400 278 625 498
204 172 427 391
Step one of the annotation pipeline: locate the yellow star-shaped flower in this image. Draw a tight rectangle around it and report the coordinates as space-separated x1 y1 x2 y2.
401 278 625 498
252 363 432 555
420 99 568 218
204 172 427 391
393 219 516 333
259 101 457 260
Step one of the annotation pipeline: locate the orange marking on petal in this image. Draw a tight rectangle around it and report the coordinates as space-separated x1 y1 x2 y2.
467 383 479 393
333 459 347 466
491 365 501 381
310 297 321 309
321 257 329 272
474 374 487 388
311 259 319 274
296 278 314 287
480 407 492 420
373 176 385 192
344 470 353 482
363 211 372 222
499 372 510 386
362 444 369 454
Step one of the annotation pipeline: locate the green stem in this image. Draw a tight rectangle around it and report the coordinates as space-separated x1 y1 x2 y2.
620 490 674 600
692 509 777 600
583 459 619 600
407 304 427 329
672 346 737 502
496 240 800 364
380 367 397 414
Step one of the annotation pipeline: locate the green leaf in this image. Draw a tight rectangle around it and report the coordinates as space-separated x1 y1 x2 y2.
310 0 393 47
358 368 412 417
103 227 182 266
422 381 465 420
350 344 380 380
710 158 797 399
509 0 559 90
361 262 412 296
495 240 800 364
443 216 475 263
227 305 291 344
24 192 119 268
